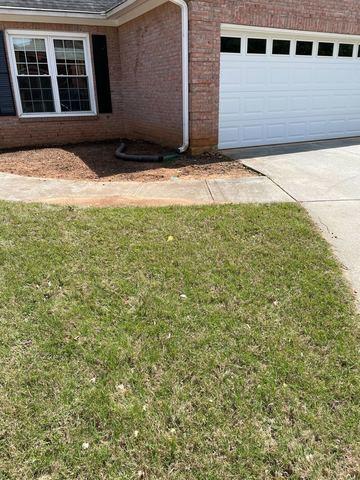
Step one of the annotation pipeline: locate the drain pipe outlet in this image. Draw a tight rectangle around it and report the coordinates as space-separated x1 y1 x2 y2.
170 0 189 153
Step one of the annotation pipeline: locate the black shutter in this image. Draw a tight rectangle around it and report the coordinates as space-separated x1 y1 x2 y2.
0 31 16 116
92 34 112 114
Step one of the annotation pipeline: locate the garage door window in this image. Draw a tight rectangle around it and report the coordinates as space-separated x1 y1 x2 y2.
221 37 241 53
318 42 334 56
247 38 267 54
338 43 354 57
296 41 313 56
272 40 290 55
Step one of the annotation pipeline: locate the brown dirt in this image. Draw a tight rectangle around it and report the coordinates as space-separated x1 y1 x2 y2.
0 140 256 182
40 196 203 208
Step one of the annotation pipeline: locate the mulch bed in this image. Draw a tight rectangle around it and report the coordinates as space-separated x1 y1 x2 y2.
0 139 256 182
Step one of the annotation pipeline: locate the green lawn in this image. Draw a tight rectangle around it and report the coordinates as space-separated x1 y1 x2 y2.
0 201 359 479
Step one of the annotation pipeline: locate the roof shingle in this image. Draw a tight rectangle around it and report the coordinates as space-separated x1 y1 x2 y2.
0 0 125 14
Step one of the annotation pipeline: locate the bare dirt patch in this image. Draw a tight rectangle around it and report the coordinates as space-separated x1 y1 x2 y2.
0 140 255 182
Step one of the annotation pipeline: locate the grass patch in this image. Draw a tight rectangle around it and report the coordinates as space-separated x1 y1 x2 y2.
0 202 359 479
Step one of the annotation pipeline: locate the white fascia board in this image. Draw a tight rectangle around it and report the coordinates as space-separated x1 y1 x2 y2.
0 13 115 26
221 24 360 41
0 7 115 26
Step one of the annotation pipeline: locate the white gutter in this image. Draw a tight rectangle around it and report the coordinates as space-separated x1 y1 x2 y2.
169 0 189 153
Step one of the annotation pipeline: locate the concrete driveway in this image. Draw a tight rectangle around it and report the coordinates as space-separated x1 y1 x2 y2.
224 137 360 304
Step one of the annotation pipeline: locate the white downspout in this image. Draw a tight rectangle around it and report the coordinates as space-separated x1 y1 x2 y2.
170 0 189 153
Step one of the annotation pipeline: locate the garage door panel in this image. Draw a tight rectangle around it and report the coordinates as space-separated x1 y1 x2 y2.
270 67 291 86
313 67 335 84
290 66 315 86
331 67 357 84
219 98 240 115
348 94 360 111
220 126 240 145
245 67 269 86
221 69 244 85
267 96 288 113
267 123 287 140
244 97 264 114
287 122 307 138
331 94 350 111
309 120 328 136
221 101 360 121
219 32 360 149
243 124 264 142
347 118 360 133
311 95 335 112
328 119 346 133
288 95 309 113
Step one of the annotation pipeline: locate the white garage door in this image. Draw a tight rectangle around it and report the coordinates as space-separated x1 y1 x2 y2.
219 26 360 149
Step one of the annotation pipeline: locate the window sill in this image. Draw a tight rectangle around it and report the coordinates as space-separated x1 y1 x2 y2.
18 114 100 123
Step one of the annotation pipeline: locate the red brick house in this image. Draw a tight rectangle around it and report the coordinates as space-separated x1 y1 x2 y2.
1 0 360 153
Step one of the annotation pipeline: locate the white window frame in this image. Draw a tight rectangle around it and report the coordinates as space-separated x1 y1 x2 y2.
5 29 97 118
246 37 268 56
337 42 356 59
316 40 336 58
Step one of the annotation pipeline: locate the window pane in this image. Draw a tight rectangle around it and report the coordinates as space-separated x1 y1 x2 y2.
15 50 25 62
339 43 354 57
296 41 313 56
17 63 28 75
221 37 241 53
247 38 267 54
57 76 90 112
318 42 334 56
18 76 55 113
54 39 87 76
13 37 49 76
272 39 291 55
77 65 86 76
28 63 39 75
12 37 53 114
13 38 44 51
54 39 90 112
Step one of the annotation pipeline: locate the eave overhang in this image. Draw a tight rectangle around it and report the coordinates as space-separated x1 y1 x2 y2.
0 0 168 26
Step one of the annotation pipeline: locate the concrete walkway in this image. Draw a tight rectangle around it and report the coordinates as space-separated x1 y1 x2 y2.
2 137 360 303
0 172 292 207
226 137 360 304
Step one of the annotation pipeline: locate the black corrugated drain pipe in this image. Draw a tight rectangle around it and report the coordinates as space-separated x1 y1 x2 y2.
115 142 179 163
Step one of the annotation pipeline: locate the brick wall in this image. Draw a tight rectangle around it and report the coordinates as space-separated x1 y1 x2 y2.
3 0 359 153
118 2 183 147
0 2 183 150
0 22 123 149
188 0 360 151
